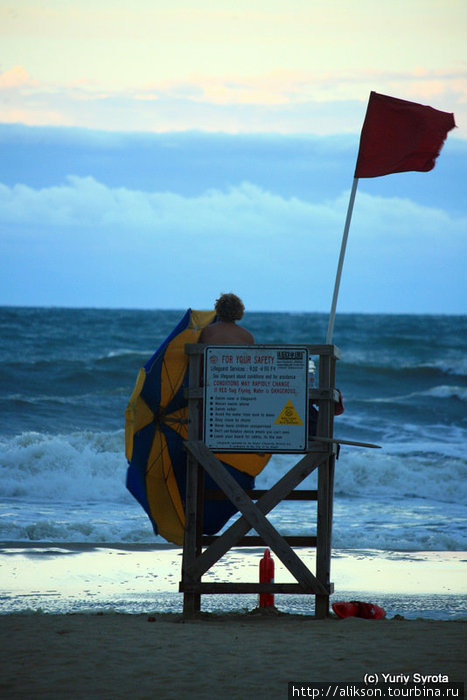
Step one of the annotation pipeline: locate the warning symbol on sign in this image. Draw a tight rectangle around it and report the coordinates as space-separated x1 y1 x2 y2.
274 399 303 425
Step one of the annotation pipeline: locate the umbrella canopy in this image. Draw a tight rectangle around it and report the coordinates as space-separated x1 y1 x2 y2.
125 308 270 545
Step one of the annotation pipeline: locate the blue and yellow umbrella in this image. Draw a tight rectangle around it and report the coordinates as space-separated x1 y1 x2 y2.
125 308 270 545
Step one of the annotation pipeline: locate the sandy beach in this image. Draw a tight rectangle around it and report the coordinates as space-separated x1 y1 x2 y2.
0 544 466 698
1 613 466 699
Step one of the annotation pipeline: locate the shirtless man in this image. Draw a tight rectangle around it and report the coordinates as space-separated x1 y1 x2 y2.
198 293 254 345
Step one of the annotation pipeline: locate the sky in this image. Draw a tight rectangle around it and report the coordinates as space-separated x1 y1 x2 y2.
1 0 466 314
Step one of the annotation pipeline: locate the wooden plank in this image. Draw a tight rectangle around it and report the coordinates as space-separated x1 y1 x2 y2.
180 582 334 595
316 453 336 618
315 351 335 618
184 387 204 399
182 349 203 616
309 388 340 401
184 342 206 355
315 459 332 619
202 535 317 547
183 447 328 580
303 344 341 359
185 342 341 360
184 441 328 595
204 489 318 501
182 456 200 616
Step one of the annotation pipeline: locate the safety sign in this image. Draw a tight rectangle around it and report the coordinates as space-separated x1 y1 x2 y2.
203 345 309 452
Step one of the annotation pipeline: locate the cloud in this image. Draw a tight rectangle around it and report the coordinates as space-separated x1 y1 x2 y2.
1 175 464 240
145 66 467 107
1 63 466 136
0 65 36 89
1 176 465 312
0 176 343 239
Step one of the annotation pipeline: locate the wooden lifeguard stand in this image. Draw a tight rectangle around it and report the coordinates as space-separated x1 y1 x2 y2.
180 343 340 618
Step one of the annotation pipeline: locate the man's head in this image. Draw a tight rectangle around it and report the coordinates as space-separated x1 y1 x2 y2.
215 293 245 322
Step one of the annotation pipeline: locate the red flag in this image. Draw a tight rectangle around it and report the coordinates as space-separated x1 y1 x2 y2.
354 91 455 178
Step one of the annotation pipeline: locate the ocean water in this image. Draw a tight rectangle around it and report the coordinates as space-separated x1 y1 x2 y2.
1 307 466 553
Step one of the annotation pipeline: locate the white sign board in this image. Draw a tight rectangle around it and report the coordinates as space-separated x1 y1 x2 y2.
203 345 308 452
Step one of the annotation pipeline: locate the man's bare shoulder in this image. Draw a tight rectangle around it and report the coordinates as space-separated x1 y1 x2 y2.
234 326 255 344
199 323 254 345
236 326 255 345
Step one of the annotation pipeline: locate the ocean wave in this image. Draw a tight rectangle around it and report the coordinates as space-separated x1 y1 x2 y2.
3 428 465 506
0 500 161 544
256 447 467 506
0 430 465 550
430 357 467 376
1 503 464 550
1 389 128 406
0 430 130 502
1 393 98 406
419 385 467 400
333 449 467 504
361 385 467 403
331 520 466 551
341 355 467 377
326 495 466 550
104 348 154 360
332 411 467 454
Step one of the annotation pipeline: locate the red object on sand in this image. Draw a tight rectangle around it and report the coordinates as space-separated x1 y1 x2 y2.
332 601 386 619
259 549 275 607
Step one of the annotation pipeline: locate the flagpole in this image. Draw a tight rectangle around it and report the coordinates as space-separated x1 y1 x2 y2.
326 177 359 344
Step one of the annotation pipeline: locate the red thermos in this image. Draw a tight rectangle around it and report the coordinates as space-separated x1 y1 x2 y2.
259 548 275 607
